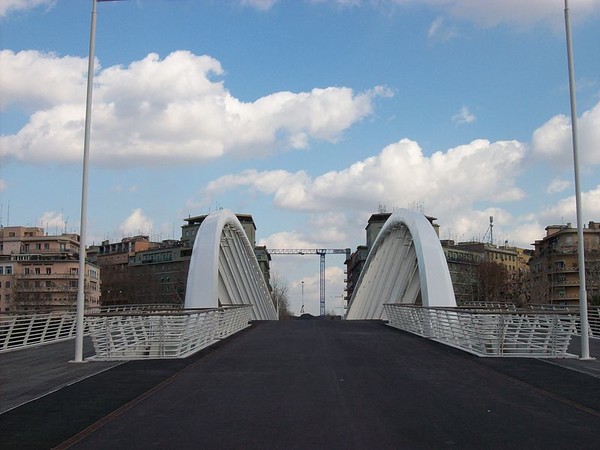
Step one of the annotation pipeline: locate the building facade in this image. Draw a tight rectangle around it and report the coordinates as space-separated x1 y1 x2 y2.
440 241 482 304
529 221 600 305
346 213 533 306
0 226 101 312
94 213 267 307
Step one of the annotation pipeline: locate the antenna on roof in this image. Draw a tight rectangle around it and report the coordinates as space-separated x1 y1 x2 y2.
482 216 494 245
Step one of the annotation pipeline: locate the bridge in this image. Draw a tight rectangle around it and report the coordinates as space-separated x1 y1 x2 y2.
2 208 600 447
2 319 600 448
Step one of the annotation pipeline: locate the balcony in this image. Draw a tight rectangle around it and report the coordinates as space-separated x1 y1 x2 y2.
16 274 78 280
551 266 578 273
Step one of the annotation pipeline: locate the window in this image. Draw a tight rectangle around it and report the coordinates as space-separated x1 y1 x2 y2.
70 268 78 275
6 281 11 289
44 243 50 250
5 266 12 275
46 267 51 275
35 267 41 275
46 281 52 288
35 243 41 250
24 268 30 275
23 244 30 252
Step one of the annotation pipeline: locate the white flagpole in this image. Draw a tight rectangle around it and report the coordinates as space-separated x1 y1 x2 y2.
73 0 97 363
564 0 591 360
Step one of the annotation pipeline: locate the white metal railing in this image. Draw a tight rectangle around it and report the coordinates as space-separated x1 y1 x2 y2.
0 304 218 355
384 304 578 358
588 306 600 336
526 304 600 338
460 302 600 338
97 303 183 313
0 310 79 353
85 305 252 360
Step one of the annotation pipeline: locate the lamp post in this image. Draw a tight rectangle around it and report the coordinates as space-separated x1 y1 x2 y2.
564 0 591 360
300 281 305 315
73 0 98 363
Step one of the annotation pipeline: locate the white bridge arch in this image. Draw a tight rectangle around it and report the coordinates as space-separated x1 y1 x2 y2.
346 209 456 320
184 210 277 321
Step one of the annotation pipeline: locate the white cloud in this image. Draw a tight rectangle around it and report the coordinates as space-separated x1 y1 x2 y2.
239 0 278 10
308 212 349 244
119 208 153 236
0 0 54 18
112 184 139 193
531 101 600 166
260 231 319 249
202 138 526 245
37 211 66 231
452 106 476 124
0 179 6 192
539 184 600 224
428 17 458 42
0 50 386 167
415 0 600 28
310 1 600 27
0 50 88 111
207 138 525 211
546 178 570 194
511 220 545 247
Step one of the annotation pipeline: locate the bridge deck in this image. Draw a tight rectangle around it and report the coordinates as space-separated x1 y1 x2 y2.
2 320 600 449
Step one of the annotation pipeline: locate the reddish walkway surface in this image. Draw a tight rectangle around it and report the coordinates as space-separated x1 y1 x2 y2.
2 320 600 449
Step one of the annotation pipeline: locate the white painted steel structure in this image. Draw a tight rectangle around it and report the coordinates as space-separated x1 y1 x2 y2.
185 210 277 321
86 305 252 360
385 304 578 358
0 305 180 354
346 209 456 320
0 311 79 353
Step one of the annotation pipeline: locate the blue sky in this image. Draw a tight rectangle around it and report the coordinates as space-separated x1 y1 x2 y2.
1 0 600 314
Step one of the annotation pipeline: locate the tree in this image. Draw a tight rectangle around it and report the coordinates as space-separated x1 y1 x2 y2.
270 271 292 319
476 261 509 303
585 249 600 305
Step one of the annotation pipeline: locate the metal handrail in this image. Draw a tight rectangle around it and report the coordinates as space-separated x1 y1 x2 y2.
86 305 252 360
384 304 578 358
0 304 248 355
0 310 80 353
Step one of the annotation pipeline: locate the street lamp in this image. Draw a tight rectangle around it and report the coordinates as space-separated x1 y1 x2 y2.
564 0 591 360
73 0 99 363
300 281 305 314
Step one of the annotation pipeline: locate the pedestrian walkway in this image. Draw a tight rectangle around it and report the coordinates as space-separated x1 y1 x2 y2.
2 320 600 449
0 337 121 414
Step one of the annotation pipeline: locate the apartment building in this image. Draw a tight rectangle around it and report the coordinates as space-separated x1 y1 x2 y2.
346 213 533 306
94 213 266 306
529 221 600 305
440 241 482 304
0 226 101 312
